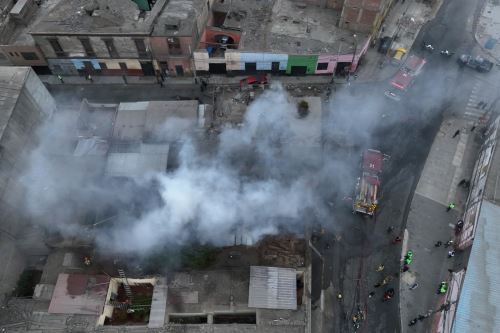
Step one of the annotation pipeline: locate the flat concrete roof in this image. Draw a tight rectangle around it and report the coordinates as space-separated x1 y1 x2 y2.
0 66 30 139
48 273 110 315
112 100 199 142
152 0 205 37
220 0 368 54
30 0 167 35
166 269 305 329
0 0 63 45
105 143 169 179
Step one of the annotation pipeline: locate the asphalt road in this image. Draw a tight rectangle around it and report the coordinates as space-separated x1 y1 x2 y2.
313 0 487 332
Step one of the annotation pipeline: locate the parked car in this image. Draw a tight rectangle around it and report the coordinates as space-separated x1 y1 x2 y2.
457 54 493 72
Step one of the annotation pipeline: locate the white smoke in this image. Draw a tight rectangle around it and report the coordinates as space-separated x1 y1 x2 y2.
23 85 325 254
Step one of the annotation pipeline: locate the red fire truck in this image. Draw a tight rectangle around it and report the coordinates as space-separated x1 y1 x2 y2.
353 149 388 216
384 55 426 101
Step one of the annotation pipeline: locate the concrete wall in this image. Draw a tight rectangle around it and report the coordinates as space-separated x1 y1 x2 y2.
151 36 194 59
0 67 54 303
340 0 388 33
239 53 288 71
286 55 318 74
0 44 47 66
33 35 149 59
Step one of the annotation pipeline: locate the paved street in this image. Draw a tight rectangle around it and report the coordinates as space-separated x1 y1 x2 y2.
310 0 500 332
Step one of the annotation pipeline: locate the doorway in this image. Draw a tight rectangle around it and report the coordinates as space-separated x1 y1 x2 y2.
175 65 184 76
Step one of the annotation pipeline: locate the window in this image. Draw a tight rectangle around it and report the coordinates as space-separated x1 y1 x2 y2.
316 62 328 70
103 38 119 58
48 38 66 57
79 38 96 57
133 39 148 58
165 24 179 31
21 52 39 60
99 62 107 69
167 37 181 55
119 62 127 70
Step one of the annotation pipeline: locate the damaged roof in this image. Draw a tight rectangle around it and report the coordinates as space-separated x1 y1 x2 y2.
221 0 368 54
31 0 167 35
152 0 206 36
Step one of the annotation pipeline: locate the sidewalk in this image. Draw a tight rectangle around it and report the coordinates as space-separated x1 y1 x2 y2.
356 0 444 82
399 117 481 332
475 0 500 63
39 73 334 86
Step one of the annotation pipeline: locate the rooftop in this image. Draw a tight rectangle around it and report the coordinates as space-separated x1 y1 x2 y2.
152 0 206 37
48 273 110 315
30 0 167 35
0 66 30 139
0 0 62 45
112 100 201 142
105 143 170 179
220 0 367 54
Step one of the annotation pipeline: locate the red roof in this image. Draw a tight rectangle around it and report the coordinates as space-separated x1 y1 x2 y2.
363 149 383 173
390 70 413 91
404 55 426 75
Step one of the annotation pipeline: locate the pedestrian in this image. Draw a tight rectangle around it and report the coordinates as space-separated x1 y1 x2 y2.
409 318 417 326
392 236 402 244
159 80 164 88
401 265 409 272
471 124 477 132
482 102 488 109
57 74 64 83
477 101 484 108
87 74 93 82
409 283 419 290
418 314 426 321
447 203 455 212
368 291 375 298
376 264 385 272
435 241 443 247
458 179 466 186
387 226 394 234
452 130 460 138
337 293 343 300
448 250 455 258
444 240 454 248
374 282 382 288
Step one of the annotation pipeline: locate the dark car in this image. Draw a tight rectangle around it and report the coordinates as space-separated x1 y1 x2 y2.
458 54 493 72
378 36 393 54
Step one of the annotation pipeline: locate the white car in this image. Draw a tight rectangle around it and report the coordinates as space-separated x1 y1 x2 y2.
384 90 401 101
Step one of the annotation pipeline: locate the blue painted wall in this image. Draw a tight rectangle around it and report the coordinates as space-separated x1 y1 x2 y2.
239 53 288 71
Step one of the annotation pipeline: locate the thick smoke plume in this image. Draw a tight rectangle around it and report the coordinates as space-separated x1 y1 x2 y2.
22 85 334 254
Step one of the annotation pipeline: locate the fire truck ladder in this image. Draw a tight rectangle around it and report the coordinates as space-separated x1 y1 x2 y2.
117 268 134 303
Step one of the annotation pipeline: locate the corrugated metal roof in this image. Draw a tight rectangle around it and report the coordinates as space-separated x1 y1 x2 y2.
248 266 297 310
453 200 500 333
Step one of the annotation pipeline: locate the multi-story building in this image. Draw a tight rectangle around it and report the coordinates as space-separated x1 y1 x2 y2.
28 0 168 76
193 0 371 76
0 66 55 303
0 0 57 73
150 0 211 77
340 0 395 36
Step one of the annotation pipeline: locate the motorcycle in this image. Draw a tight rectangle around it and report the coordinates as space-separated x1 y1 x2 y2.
422 42 434 52
440 50 454 57
383 288 395 301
